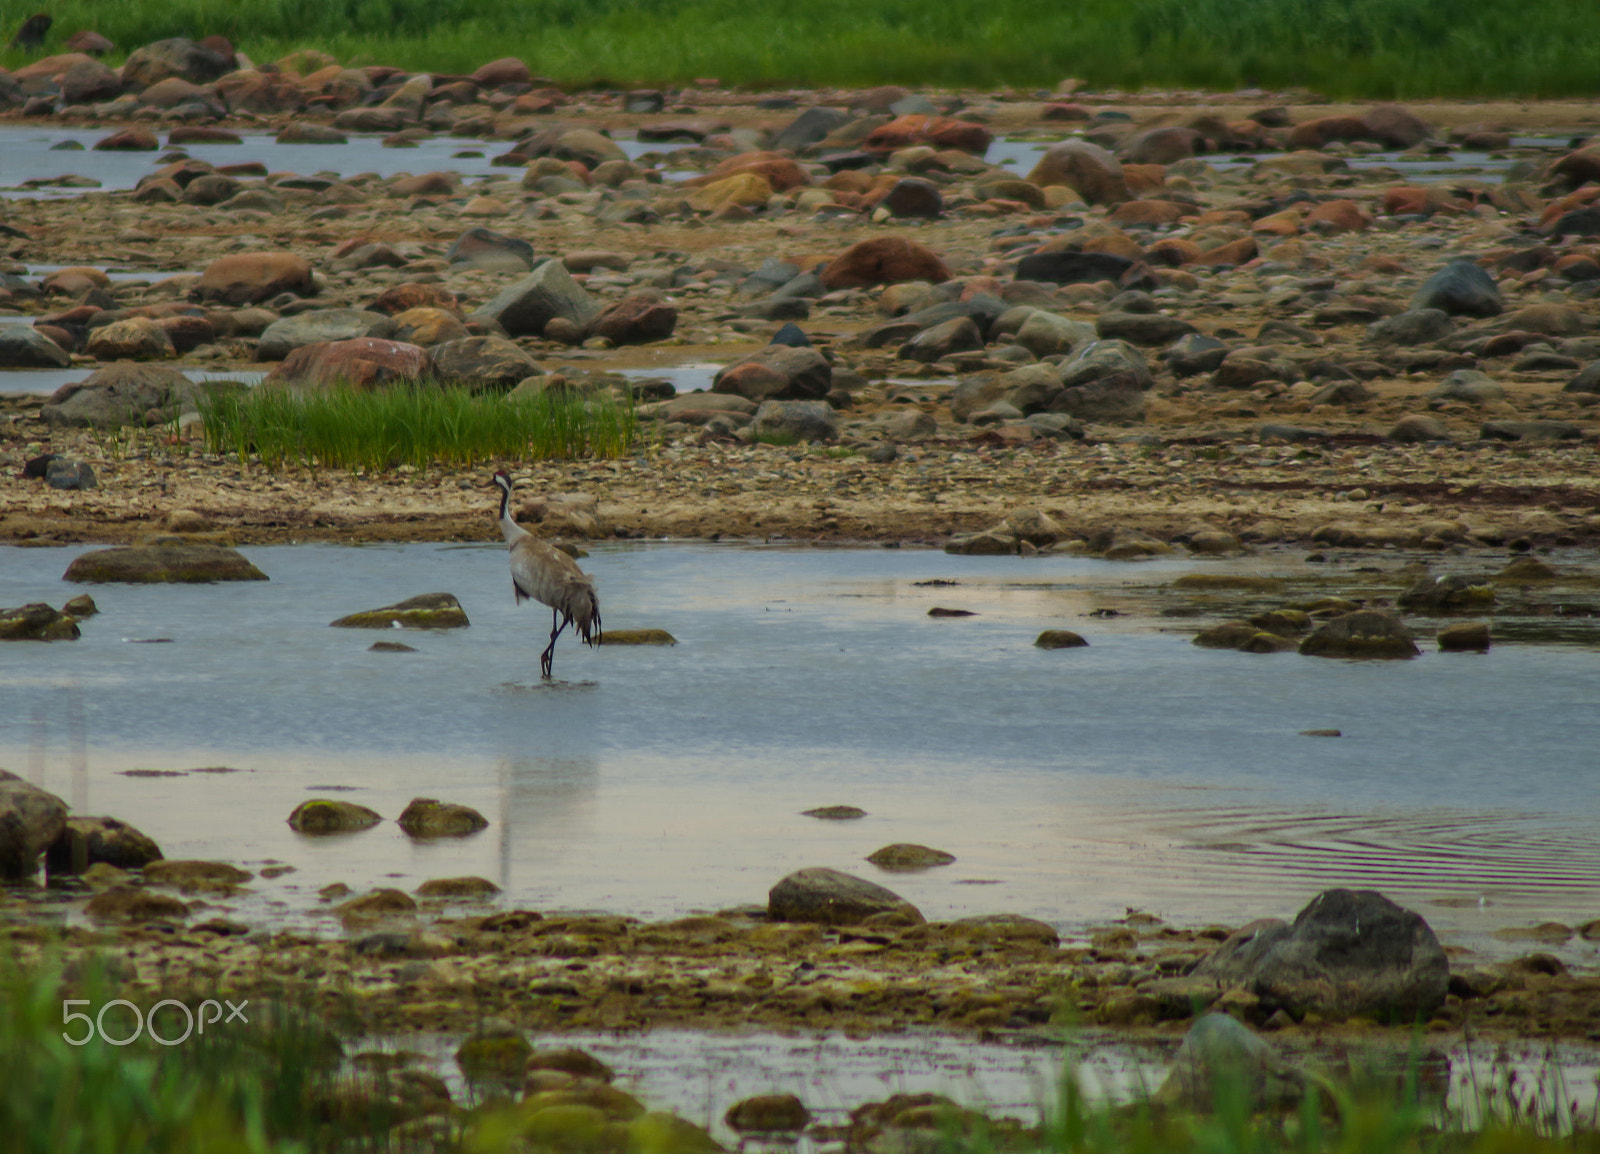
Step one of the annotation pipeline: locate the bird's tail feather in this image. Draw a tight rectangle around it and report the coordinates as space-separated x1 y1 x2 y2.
565 582 601 647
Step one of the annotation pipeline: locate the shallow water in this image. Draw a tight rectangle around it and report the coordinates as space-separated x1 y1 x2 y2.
0 367 264 397
4 542 1600 960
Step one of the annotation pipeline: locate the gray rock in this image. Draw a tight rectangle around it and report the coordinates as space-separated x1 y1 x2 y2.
866 843 955 870
1429 369 1504 404
768 866 923 926
0 325 70 367
769 106 850 153
1000 362 1066 413
898 316 983 363
1014 250 1138 286
1565 361 1600 394
45 460 96 490
1155 1014 1304 1111
64 542 269 584
1058 339 1154 389
430 336 540 391
1096 311 1197 346
256 308 396 361
1480 419 1583 442
1390 414 1451 442
120 37 232 87
1013 311 1096 358
471 260 601 338
1411 259 1503 317
713 346 832 402
1050 377 1147 423
881 178 942 219
1397 574 1494 613
751 400 839 443
446 227 535 271
1367 308 1454 345
41 364 198 428
0 769 69 879
45 816 163 876
1166 333 1230 376
1193 888 1449 1022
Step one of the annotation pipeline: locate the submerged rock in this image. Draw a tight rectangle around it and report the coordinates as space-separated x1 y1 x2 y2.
1034 629 1089 649
329 592 469 629
398 798 489 838
1298 610 1419 659
596 629 677 645
64 541 268 584
0 602 81 640
288 798 383 834
725 1094 811 1133
144 859 253 891
866 844 956 870
801 806 866 820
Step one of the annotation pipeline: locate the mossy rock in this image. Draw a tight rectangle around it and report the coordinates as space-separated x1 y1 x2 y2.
516 1104 618 1152
0 603 80 640
63 594 98 618
866 843 956 871
416 875 501 899
725 1094 811 1133
1170 573 1287 592
596 628 677 645
1034 629 1088 649
1247 609 1311 635
83 885 190 921
1438 621 1492 652
801 805 866 820
338 888 418 917
1291 596 1362 616
1238 631 1297 653
1495 557 1559 582
143 859 253 891
1396 574 1495 613
1192 621 1260 649
63 542 268 583
528 1047 616 1082
398 797 489 838
627 1111 727 1154
456 1024 533 1080
288 798 383 834
526 1082 645 1120
1298 610 1420 659
330 592 469 629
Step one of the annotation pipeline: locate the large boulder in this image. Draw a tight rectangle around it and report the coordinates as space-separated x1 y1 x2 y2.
1024 141 1130 205
1298 610 1419 659
256 308 395 360
41 364 198 428
0 770 69 880
750 400 839 443
83 316 175 361
470 260 600 337
0 603 81 640
263 338 431 391
64 541 269 583
1155 1014 1304 1111
0 326 71 368
1192 889 1449 1022
194 252 315 305
819 237 949 290
121 38 233 87
713 346 831 402
1411 259 1502 317
429 336 539 391
768 867 923 926
590 294 678 345
45 816 163 876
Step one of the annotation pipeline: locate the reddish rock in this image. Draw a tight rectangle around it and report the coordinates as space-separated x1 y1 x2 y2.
59 59 122 103
11 52 93 81
862 114 992 156
263 338 431 391
1025 141 1129 206
390 171 458 197
1304 199 1372 233
1146 238 1203 266
1196 238 1258 266
157 315 216 353
1110 199 1187 226
819 237 950 290
168 126 242 145
1360 104 1431 149
1123 165 1167 195
214 70 306 114
1041 102 1091 121
367 283 461 316
589 294 678 345
138 77 213 109
1550 146 1600 187
1286 116 1369 150
92 128 159 151
1459 131 1511 150
690 152 811 192
194 253 315 305
85 317 175 361
64 30 114 55
40 267 109 296
472 57 531 88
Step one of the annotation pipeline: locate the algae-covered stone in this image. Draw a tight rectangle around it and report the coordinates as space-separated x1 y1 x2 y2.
1496 557 1559 582
726 1094 811 1133
1298 610 1420 659
288 798 383 834
802 805 866 820
398 797 489 838
0 603 80 640
64 541 268 584
627 1111 727 1154
1171 573 1287 593
329 592 469 629
1192 621 1263 650
1034 629 1088 649
63 594 98 618
525 1081 645 1119
527 1047 616 1082
456 1019 533 1079
338 888 418 918
866 844 956 871
144 859 253 891
1438 621 1491 652
596 629 677 645
1396 574 1494 613
45 816 162 876
416 875 501 899
83 885 190 921
517 1103 616 1150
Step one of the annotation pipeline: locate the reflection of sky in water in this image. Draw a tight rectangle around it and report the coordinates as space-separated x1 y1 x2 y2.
4 543 1600 949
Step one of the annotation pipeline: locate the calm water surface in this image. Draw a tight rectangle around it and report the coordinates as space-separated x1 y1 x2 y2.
4 542 1600 960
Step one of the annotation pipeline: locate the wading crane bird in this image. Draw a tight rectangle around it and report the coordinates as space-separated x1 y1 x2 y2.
493 471 601 680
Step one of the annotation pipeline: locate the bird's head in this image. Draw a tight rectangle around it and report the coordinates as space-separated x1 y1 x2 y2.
492 470 513 493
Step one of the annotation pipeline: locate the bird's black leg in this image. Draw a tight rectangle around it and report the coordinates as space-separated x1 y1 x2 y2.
541 613 569 680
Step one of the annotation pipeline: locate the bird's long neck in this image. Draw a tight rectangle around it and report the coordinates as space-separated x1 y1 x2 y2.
497 481 528 544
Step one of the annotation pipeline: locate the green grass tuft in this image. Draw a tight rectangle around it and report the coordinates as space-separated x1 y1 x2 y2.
199 381 637 472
